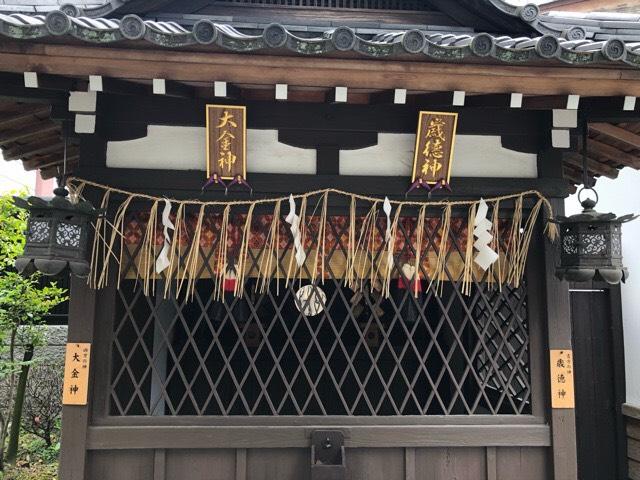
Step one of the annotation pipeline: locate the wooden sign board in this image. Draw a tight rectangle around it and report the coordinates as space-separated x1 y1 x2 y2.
411 111 458 185
550 349 575 409
62 343 91 406
206 104 247 180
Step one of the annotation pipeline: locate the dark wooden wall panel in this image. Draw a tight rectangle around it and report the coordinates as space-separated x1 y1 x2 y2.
165 449 235 480
83 445 552 479
87 450 154 480
571 288 627 480
246 448 308 480
496 447 550 480
346 448 404 480
414 447 486 479
629 414 640 480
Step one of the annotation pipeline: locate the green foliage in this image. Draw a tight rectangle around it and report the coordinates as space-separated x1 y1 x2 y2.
0 192 67 470
0 191 68 351
0 273 66 351
0 192 27 270
0 433 59 480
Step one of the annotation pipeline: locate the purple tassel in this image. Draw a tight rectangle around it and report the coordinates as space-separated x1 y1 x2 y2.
405 178 431 196
226 175 253 195
202 173 227 191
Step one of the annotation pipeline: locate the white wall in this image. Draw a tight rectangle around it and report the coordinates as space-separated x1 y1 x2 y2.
107 126 538 178
340 134 537 178
566 169 640 407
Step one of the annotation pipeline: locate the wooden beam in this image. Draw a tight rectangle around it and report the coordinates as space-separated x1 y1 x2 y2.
369 90 397 105
85 425 551 450
563 166 582 185
543 198 578 480
316 146 339 175
22 150 79 171
0 72 68 103
58 277 97 480
63 95 544 137
580 96 633 113
587 138 640 168
564 153 619 179
213 81 241 100
464 94 512 108
2 41 640 96
522 96 577 110
11 71 77 91
94 77 149 96
0 122 58 144
40 160 78 179
0 84 67 104
153 79 194 98
2 137 63 160
590 123 640 150
0 105 51 130
277 130 377 151
75 166 571 199
538 148 564 179
414 92 460 107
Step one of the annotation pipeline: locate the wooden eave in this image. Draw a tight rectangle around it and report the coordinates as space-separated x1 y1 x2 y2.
1 38 640 186
3 41 640 96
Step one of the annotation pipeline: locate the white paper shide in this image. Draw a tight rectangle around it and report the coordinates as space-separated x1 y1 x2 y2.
473 198 499 271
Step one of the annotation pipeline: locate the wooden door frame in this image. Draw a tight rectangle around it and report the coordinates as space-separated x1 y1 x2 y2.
569 281 627 480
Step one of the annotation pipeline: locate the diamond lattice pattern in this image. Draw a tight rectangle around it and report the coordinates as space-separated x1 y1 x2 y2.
110 212 531 416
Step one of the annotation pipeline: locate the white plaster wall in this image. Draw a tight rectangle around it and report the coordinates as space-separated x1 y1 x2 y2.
107 126 316 174
566 168 640 407
107 126 537 178
340 134 537 178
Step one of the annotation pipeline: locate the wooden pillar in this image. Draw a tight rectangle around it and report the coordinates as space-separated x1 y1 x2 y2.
59 277 97 480
151 282 176 416
544 197 578 480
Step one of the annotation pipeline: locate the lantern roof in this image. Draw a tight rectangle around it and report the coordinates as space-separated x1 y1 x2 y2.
552 198 638 224
13 192 101 216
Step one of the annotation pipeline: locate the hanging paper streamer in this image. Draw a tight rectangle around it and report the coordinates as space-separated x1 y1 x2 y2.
473 198 499 271
69 177 558 300
155 199 175 274
285 194 306 267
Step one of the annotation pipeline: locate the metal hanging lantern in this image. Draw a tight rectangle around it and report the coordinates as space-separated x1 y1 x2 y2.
552 119 637 284
13 186 99 277
12 136 99 277
552 188 636 284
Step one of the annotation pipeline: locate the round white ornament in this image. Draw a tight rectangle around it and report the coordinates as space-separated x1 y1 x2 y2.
294 285 327 317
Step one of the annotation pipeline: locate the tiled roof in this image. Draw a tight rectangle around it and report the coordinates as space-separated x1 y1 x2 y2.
539 10 640 40
4 0 640 41
0 9 639 68
0 1 100 14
